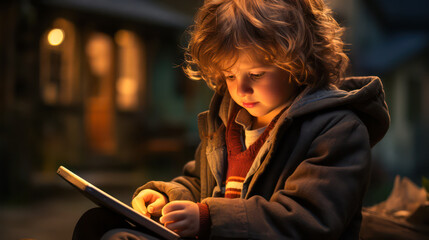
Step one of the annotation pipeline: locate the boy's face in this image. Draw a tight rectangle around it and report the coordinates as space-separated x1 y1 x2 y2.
223 53 297 128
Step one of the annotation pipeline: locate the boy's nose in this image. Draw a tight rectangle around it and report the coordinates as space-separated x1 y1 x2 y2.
236 77 253 97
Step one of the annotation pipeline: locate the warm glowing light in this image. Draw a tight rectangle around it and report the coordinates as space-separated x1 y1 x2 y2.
115 30 132 47
116 77 138 109
47 28 65 46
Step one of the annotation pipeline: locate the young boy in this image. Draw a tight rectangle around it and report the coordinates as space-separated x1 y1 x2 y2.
73 0 390 239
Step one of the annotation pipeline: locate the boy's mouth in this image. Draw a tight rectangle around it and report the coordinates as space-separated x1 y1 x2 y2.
242 102 258 108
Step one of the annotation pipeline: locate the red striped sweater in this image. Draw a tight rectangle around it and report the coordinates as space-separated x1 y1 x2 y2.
224 108 283 198
197 107 286 238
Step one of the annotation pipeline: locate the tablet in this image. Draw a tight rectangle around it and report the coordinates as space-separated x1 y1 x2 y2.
57 166 181 240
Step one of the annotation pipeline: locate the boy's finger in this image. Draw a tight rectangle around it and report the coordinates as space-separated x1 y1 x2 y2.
160 210 185 224
140 190 158 204
162 201 186 215
147 197 165 213
132 201 147 215
132 198 150 217
164 219 187 233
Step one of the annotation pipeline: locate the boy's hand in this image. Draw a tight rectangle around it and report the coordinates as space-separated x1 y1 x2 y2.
160 201 200 237
132 189 168 218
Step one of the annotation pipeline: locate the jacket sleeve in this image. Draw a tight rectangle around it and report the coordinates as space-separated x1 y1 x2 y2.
203 111 372 239
133 144 203 202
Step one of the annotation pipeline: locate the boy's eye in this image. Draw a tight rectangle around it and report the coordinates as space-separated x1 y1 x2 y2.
250 72 265 79
225 75 236 81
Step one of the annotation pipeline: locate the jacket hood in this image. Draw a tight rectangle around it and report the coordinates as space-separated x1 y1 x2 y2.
205 76 390 147
287 76 390 146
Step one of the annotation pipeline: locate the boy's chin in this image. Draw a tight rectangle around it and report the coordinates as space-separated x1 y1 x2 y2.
246 107 283 120
243 108 266 118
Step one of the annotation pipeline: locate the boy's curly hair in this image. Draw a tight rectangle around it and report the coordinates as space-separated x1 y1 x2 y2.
183 0 349 91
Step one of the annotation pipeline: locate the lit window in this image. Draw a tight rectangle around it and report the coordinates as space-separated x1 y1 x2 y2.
115 29 145 111
84 32 117 155
40 18 79 105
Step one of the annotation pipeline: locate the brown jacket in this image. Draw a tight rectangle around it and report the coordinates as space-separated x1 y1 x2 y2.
135 76 390 239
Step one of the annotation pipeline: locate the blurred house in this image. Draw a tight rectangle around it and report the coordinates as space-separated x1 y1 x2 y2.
330 0 429 179
0 0 209 202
